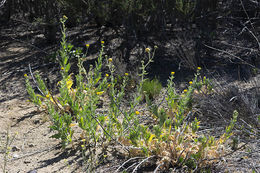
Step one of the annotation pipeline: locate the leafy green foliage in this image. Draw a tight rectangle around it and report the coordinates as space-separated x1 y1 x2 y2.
142 78 162 101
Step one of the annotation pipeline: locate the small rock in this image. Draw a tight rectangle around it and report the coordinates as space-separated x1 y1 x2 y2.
33 119 40 124
13 153 19 158
28 144 35 147
28 169 37 173
24 160 31 164
12 146 20 152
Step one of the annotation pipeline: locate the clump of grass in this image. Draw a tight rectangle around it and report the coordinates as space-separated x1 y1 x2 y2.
142 78 162 101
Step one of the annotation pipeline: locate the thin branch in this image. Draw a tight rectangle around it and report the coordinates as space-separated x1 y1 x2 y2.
29 64 45 96
29 64 65 112
239 0 260 50
116 157 144 172
154 163 164 173
204 44 257 69
8 36 50 55
89 113 129 152
126 162 139 172
132 155 156 173
80 0 89 6
220 41 258 52
0 0 6 8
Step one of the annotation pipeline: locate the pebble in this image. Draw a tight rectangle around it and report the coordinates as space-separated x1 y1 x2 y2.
24 160 31 164
28 143 35 147
13 153 19 158
12 146 20 151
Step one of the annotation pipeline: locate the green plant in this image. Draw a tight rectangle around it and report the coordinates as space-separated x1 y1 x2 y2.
25 18 238 172
118 68 238 171
142 78 162 101
0 128 17 173
175 0 196 22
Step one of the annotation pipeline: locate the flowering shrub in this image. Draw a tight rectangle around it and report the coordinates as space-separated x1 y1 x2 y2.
24 17 237 171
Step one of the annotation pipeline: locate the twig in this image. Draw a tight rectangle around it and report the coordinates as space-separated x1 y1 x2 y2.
154 163 164 173
190 158 198 173
204 44 256 68
0 0 6 8
28 64 64 112
240 0 258 32
176 111 193 140
126 163 139 172
220 41 258 52
80 0 89 6
239 0 260 50
89 113 129 152
8 35 50 55
29 64 45 96
111 98 131 125
116 157 144 172
241 26 260 50
132 155 156 173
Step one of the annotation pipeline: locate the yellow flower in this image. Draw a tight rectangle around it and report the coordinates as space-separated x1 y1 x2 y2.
171 72 175 75
96 91 104 95
189 81 193 85
101 41 105 44
81 145 85 148
145 48 150 53
61 67 64 70
24 74 28 77
107 84 111 88
108 58 112 62
125 73 129 76
154 45 158 49
69 123 76 127
81 139 86 142
46 94 50 98
183 89 188 93
105 74 109 77
63 15 68 20
218 138 224 144
197 67 201 70
86 44 90 48
135 111 140 115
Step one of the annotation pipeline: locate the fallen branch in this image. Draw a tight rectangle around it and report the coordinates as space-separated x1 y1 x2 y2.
0 0 6 8
204 44 257 69
132 155 156 173
116 157 144 172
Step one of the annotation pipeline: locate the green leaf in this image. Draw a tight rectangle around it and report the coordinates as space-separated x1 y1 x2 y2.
65 63 71 72
148 134 155 143
50 134 61 139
